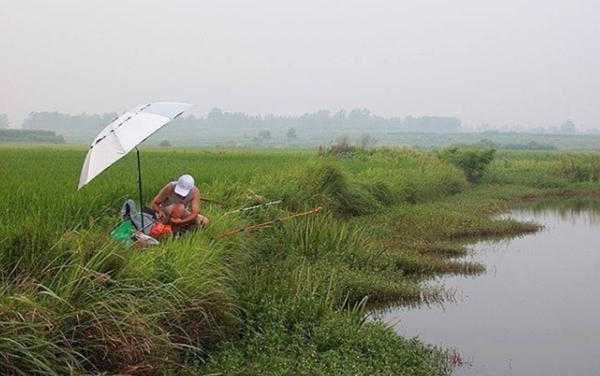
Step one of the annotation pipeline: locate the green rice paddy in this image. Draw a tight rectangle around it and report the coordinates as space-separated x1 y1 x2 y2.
1 146 598 374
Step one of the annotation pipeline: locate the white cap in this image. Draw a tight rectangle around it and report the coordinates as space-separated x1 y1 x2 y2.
174 174 195 196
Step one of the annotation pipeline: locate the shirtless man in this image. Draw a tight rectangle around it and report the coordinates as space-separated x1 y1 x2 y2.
151 174 209 229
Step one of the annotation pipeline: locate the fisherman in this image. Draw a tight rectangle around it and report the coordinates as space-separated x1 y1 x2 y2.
151 174 209 230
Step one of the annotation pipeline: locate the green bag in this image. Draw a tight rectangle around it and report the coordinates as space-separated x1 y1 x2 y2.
110 220 136 246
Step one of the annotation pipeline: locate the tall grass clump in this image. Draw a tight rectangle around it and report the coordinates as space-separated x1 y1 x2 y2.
1 227 239 374
122 234 239 349
302 164 380 216
1 240 173 375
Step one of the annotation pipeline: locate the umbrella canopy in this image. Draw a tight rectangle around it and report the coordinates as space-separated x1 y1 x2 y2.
78 102 191 189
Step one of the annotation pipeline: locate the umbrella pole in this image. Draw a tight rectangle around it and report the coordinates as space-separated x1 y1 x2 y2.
136 147 144 230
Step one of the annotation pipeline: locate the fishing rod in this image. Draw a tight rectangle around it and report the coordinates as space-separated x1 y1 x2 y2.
223 200 283 216
217 207 322 239
201 197 280 210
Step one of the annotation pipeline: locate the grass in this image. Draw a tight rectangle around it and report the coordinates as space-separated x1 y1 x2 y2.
1 145 598 374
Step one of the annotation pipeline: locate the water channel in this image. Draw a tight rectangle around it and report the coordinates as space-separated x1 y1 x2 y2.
381 199 600 375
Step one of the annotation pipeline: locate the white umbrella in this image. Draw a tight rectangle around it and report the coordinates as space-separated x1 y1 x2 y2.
78 102 192 227
78 102 191 189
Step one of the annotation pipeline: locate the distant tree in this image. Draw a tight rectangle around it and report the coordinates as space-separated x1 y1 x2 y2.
333 110 346 124
358 133 377 149
207 108 224 121
252 130 272 145
158 140 172 147
0 114 8 128
560 120 576 134
286 128 297 140
258 130 271 140
348 108 371 125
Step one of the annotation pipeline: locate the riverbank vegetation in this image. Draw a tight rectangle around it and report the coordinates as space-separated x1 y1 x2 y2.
1 146 598 374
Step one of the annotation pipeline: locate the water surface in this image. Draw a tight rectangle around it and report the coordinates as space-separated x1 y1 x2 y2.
381 199 600 375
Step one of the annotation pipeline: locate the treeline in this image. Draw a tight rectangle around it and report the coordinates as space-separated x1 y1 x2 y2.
158 109 463 139
20 108 462 143
0 129 65 144
181 108 462 133
22 112 117 142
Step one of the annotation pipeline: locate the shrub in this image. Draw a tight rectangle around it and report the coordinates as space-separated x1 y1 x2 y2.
438 148 496 183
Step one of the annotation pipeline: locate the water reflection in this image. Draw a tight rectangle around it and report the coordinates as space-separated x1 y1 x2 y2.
378 198 600 376
519 197 600 226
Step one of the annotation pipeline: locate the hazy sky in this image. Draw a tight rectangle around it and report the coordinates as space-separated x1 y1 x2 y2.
1 0 599 129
